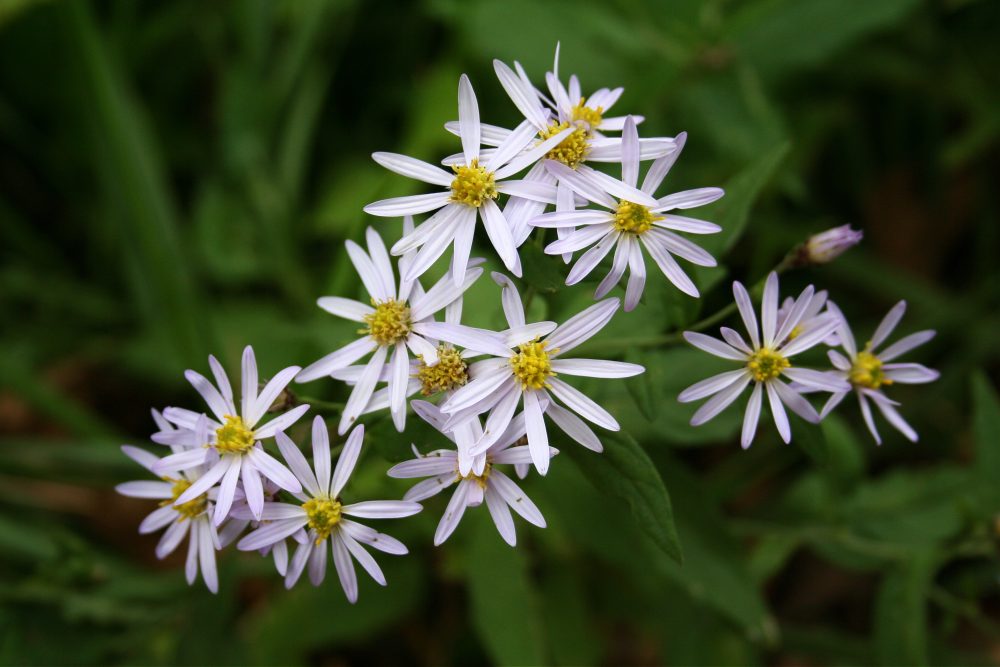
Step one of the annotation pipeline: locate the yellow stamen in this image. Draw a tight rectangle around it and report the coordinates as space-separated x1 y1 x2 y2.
363 299 411 346
613 200 660 235
457 461 493 489
509 340 556 390
570 98 604 130
450 159 497 207
303 496 342 544
849 350 891 389
417 346 469 396
747 348 790 382
539 120 591 168
215 415 255 455
162 478 208 520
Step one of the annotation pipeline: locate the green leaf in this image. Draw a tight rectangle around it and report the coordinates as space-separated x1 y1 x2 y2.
465 513 547 666
874 549 937 666
518 241 567 294
565 431 682 564
796 413 866 488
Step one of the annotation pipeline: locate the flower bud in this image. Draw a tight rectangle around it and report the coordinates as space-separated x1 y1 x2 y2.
802 225 863 264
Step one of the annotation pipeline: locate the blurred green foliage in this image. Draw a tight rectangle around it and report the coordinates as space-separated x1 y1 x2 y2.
2 0 1000 665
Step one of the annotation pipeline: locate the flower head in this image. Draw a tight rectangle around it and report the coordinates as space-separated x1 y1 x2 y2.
679 272 850 448
296 226 481 434
531 118 723 310
801 225 863 265
821 301 939 444
116 411 223 593
150 347 307 524
388 402 553 546
364 75 575 283
236 418 421 602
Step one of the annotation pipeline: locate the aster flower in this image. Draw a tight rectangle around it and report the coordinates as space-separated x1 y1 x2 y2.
296 226 481 433
363 74 575 283
434 273 644 474
532 117 723 309
236 419 421 602
116 411 222 593
327 270 481 422
821 301 939 444
678 272 850 448
150 347 307 524
800 225 863 265
776 289 840 348
388 401 552 546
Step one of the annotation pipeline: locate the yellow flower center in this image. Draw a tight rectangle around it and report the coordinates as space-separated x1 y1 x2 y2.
539 120 591 169
417 345 469 396
747 348 790 382
457 461 493 489
570 98 604 130
450 159 497 208
849 350 891 390
215 415 255 455
162 478 208 520
363 299 411 346
509 340 556 390
613 200 660 235
303 496 342 543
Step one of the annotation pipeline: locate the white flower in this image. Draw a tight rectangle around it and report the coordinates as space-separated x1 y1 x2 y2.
236 419 421 602
821 301 939 444
678 272 850 448
296 226 482 434
531 117 723 309
387 401 552 546
776 289 840 348
327 272 482 422
434 273 644 474
461 53 674 250
363 74 574 282
150 346 307 524
116 410 222 593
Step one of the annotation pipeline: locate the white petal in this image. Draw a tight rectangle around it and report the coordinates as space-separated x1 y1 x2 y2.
678 369 750 403
389 345 410 431
781 367 850 393
493 59 548 130
871 301 907 350
496 179 558 203
492 271 525 328
690 374 752 426
523 390 551 475
761 272 779 347
640 235 699 297
412 322 510 357
641 132 685 194
341 500 423 519
882 363 940 384
484 119 539 172
547 377 618 430
250 365 301 425
247 447 302 493
317 296 374 323
296 337 378 383
372 151 453 186
331 424 365 496
765 382 791 443
654 187 724 211
330 533 358 602
363 192 450 217
253 403 310 439
741 383 764 449
184 370 230 423
341 530 387 586
531 209 613 228
620 116 640 188
116 480 172 499
544 160 617 209
878 330 935 362
683 331 746 361
732 281 760 348
485 487 517 546
480 199 520 272
543 402 602 452
490 471 545 527
275 431 320 496
550 358 644 378
338 346 388 435
434 480 472 546
545 298 620 354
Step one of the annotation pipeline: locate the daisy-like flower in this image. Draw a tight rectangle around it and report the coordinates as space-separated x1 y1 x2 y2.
388 401 552 546
151 347 307 524
116 411 222 593
327 268 482 422
532 116 723 309
435 273 644 474
678 272 850 448
236 419 421 602
776 289 840 347
821 301 939 444
363 74 575 283
296 227 482 434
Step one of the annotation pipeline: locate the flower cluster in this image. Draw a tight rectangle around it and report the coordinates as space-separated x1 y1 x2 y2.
117 47 937 600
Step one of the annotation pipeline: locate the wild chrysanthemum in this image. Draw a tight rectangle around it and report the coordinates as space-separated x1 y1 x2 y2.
150 346 306 524
296 226 481 433
236 418 421 602
821 301 939 443
388 401 551 546
364 74 573 282
434 273 643 474
679 272 850 448
116 411 222 593
533 117 723 308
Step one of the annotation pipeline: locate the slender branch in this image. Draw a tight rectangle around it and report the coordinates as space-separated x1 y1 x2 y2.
296 395 344 413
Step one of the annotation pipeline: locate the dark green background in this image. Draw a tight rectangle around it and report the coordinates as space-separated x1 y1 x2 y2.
2 0 1000 665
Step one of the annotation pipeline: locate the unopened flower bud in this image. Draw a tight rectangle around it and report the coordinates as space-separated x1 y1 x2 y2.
802 225 863 265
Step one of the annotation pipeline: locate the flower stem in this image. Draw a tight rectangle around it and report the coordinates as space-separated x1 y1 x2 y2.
297 396 344 413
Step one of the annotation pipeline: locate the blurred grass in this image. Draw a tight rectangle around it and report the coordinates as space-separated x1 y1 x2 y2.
2 0 1000 665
